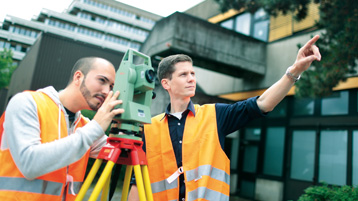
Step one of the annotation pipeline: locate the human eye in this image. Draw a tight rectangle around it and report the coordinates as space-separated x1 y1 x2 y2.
99 78 105 83
180 72 187 76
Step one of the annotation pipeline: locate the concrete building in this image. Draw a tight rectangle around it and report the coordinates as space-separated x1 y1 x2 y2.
0 0 161 112
143 1 358 200
0 0 162 65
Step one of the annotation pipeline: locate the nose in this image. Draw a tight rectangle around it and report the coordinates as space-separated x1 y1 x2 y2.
102 84 111 96
188 74 195 82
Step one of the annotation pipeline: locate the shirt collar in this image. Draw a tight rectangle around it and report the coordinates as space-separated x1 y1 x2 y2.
160 100 196 121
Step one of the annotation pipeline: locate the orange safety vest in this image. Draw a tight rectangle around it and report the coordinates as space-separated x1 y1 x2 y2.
144 104 230 201
0 91 90 201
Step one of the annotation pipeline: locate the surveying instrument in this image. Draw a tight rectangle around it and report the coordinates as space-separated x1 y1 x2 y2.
75 49 156 201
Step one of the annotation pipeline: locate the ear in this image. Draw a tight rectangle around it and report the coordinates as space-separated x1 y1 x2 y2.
161 78 170 90
73 71 84 86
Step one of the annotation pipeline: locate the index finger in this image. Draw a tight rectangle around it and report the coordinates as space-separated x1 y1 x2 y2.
111 91 120 100
302 35 320 49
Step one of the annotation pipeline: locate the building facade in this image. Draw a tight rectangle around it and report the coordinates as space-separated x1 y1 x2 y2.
0 0 161 112
184 1 358 201
0 0 162 65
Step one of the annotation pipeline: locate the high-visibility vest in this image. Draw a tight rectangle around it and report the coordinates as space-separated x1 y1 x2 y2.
0 91 91 201
144 104 230 201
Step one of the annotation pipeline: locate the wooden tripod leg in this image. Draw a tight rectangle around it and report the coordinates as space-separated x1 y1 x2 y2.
75 159 103 201
88 160 116 201
141 165 154 201
134 164 147 201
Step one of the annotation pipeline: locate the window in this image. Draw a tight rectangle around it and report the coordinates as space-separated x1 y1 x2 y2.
4 42 10 49
353 130 358 185
130 42 140 50
253 8 269 41
77 27 103 39
293 97 314 116
321 91 348 115
263 127 285 176
221 19 234 30
229 132 240 169
245 128 261 141
319 130 347 185
291 130 315 181
235 12 251 35
268 98 287 118
240 180 255 198
219 8 269 41
243 145 258 173
253 20 269 41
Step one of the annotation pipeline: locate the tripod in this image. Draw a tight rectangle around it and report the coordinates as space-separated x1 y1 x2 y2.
75 134 153 201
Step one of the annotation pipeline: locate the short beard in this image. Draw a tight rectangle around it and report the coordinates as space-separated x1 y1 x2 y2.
80 79 100 111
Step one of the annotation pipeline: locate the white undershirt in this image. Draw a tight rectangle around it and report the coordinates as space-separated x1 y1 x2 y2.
171 112 183 120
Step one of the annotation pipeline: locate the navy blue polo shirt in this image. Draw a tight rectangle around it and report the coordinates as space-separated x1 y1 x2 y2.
140 96 265 200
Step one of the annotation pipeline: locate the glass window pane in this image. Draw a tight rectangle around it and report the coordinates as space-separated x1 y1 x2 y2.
243 145 258 173
235 12 251 35
240 180 255 198
319 130 347 186
254 8 269 20
293 98 314 116
221 19 234 30
354 131 358 185
229 132 240 169
321 91 348 115
291 130 316 181
253 20 269 41
245 128 261 141
268 98 287 118
263 127 285 176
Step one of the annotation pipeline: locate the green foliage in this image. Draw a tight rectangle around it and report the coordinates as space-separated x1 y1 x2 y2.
298 183 358 201
0 49 17 89
295 0 358 98
215 0 358 98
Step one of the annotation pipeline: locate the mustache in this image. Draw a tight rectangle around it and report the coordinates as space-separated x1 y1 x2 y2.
94 93 106 99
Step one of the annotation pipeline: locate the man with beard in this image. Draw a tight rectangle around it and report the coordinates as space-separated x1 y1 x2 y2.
0 57 124 201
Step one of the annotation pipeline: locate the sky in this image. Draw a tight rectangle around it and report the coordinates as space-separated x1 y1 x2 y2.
0 0 204 22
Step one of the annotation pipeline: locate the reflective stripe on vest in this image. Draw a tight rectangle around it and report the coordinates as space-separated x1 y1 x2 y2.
187 187 229 201
67 182 83 195
151 164 229 195
145 104 231 200
151 177 178 194
0 177 63 196
186 164 230 185
0 91 90 201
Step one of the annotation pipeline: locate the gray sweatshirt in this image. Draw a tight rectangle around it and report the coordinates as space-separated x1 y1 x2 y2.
1 86 107 180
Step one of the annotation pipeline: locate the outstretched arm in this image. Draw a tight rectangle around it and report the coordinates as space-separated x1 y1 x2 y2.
257 35 321 113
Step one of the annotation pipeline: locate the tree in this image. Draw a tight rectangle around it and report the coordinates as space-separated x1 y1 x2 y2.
0 49 17 89
214 0 358 98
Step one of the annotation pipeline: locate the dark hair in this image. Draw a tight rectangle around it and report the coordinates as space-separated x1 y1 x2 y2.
157 54 192 81
67 57 99 85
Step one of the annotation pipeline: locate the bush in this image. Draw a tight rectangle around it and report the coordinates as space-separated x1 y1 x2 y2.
298 183 358 201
